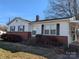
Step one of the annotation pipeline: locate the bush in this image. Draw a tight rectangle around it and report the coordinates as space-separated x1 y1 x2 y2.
1 34 22 42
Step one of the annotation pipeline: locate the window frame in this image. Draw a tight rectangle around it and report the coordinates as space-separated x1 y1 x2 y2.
50 24 56 35
18 25 25 32
44 24 50 35
45 30 49 34
10 26 15 32
50 29 56 35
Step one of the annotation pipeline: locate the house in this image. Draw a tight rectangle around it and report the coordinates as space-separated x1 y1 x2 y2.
7 17 31 40
7 16 79 46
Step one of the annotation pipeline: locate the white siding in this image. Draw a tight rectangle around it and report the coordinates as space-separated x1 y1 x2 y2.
60 23 69 36
60 23 72 45
50 24 56 30
32 21 70 36
44 24 50 30
8 19 31 32
32 24 41 34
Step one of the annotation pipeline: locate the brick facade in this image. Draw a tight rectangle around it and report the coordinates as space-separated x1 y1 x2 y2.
7 32 31 40
36 35 68 46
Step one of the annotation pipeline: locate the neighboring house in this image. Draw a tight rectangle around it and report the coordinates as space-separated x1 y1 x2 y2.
7 16 79 45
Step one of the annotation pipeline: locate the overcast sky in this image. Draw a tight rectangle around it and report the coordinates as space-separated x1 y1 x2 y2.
0 0 48 24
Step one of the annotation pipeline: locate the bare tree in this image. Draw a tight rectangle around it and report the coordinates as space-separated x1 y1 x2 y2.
45 0 79 19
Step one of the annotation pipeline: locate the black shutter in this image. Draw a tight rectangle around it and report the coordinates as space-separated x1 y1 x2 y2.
41 25 44 34
57 24 60 35
14 26 15 32
23 25 25 32
18 26 20 32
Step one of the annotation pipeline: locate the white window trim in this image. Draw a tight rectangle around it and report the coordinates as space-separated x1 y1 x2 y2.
43 24 57 35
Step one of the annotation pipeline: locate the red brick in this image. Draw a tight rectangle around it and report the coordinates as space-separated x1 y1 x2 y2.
7 32 31 40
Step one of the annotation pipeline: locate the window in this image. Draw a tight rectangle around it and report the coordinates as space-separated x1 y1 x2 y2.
32 30 36 35
50 24 56 35
44 24 57 35
44 25 50 35
10 26 15 32
18 25 25 32
45 30 49 34
50 30 56 34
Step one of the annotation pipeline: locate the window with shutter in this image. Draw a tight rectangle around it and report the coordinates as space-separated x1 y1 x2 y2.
18 25 25 32
10 26 15 32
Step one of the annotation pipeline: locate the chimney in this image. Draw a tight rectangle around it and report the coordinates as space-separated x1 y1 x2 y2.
36 15 39 21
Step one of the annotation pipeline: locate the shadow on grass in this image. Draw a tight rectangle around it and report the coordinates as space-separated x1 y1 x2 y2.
0 41 57 59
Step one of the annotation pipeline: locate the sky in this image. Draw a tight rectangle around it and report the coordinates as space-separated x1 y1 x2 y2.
0 0 48 24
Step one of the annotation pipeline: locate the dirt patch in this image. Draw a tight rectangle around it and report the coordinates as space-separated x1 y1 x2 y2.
0 48 47 59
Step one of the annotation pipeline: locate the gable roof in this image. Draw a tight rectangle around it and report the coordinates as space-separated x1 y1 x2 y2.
7 17 31 25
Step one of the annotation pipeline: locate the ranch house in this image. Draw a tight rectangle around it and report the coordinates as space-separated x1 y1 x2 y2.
7 16 79 46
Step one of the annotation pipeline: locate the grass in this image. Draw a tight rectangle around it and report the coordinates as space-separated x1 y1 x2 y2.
0 41 57 59
0 48 47 59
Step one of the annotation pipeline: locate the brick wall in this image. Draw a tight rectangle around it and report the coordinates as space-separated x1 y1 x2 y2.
36 35 68 46
7 32 31 40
